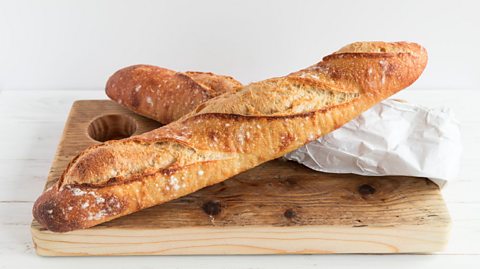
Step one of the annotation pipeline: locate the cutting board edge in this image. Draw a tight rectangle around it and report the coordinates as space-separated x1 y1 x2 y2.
31 221 451 256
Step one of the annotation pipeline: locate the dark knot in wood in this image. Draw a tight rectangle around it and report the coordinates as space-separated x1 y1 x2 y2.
202 200 221 216
284 208 296 219
358 184 376 196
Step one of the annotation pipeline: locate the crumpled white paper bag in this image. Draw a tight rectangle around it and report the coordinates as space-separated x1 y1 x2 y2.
284 99 461 188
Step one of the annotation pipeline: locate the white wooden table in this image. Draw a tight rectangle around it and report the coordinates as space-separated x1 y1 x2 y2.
1 89 479 268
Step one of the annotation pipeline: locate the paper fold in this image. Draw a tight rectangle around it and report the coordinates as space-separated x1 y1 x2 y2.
285 99 462 188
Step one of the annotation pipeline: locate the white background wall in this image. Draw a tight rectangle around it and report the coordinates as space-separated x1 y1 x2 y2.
0 0 479 91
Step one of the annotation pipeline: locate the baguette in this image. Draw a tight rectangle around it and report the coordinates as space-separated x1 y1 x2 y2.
106 65 243 124
33 41 428 232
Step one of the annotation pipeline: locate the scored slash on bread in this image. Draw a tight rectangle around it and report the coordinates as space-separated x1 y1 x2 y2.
105 65 243 124
33 42 428 232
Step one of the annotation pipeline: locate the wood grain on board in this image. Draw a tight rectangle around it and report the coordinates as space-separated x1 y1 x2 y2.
31 100 451 256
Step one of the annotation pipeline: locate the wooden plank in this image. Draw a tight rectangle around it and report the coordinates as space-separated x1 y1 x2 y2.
8 201 476 255
31 100 450 255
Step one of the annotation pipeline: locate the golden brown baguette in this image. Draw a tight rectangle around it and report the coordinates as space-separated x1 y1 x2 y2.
105 65 243 124
33 41 428 232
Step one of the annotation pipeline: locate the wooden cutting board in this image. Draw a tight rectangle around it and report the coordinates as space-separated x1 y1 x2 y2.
31 100 451 256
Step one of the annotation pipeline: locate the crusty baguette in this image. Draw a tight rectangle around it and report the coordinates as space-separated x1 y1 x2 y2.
105 65 243 124
33 41 428 232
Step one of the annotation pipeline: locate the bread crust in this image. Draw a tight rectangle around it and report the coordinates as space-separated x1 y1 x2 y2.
105 65 243 124
33 42 428 232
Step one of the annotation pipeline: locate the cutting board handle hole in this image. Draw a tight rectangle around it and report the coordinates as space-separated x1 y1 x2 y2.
88 114 137 142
